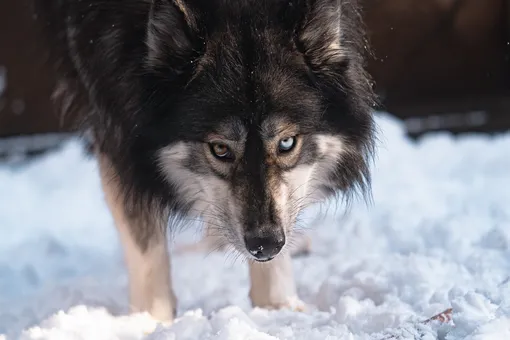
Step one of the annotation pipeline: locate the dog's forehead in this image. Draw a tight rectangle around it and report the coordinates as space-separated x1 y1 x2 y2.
260 116 299 139
211 117 247 141
213 115 299 141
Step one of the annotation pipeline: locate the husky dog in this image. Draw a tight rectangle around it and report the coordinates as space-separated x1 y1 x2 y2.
33 0 377 322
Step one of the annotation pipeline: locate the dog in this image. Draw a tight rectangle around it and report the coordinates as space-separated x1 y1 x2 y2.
33 0 377 323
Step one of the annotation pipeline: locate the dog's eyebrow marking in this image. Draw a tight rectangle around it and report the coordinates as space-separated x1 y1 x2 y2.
211 118 247 142
260 117 299 141
205 133 229 142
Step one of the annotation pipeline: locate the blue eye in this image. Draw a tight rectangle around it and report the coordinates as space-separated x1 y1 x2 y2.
278 137 295 152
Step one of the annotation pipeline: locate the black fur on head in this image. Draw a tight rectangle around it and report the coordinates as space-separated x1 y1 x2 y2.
34 0 378 241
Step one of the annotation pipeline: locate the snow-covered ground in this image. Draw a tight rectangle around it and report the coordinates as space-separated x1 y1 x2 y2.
1 113 509 339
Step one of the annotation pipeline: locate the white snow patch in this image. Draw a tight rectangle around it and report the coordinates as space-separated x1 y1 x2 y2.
1 113 509 339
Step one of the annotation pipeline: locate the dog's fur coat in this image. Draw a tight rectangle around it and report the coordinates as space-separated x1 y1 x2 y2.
33 0 377 322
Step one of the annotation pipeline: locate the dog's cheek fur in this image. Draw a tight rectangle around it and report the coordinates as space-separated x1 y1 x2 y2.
282 134 349 213
157 142 202 211
280 164 315 236
282 164 316 212
157 142 244 245
316 133 372 201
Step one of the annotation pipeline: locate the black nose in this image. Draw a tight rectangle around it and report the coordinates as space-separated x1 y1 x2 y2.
245 236 285 262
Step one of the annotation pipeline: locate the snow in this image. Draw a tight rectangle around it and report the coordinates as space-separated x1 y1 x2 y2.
1 113 509 339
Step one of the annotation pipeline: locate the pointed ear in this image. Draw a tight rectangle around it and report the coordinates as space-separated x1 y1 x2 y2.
146 0 202 70
297 0 346 68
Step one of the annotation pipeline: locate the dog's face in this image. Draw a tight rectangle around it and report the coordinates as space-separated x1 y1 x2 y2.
143 0 376 261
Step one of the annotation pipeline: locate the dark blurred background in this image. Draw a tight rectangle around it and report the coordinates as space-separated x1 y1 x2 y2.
1 0 509 159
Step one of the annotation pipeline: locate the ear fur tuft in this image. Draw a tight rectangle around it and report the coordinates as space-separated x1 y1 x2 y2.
298 0 346 67
146 0 201 70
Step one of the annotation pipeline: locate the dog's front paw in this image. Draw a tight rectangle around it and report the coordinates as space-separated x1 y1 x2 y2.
252 295 308 313
279 295 308 312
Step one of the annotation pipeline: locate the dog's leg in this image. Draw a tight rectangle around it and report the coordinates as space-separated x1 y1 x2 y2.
98 154 176 323
249 254 304 311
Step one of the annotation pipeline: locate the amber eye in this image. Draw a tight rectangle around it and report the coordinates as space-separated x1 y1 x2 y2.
278 136 296 153
209 142 235 161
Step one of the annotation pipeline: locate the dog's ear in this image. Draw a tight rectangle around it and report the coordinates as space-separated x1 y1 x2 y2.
297 0 346 68
146 0 202 70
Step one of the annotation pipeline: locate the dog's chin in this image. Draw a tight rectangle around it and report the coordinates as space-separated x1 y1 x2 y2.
252 257 275 263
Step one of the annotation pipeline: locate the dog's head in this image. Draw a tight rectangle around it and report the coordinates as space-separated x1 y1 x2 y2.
143 0 376 261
